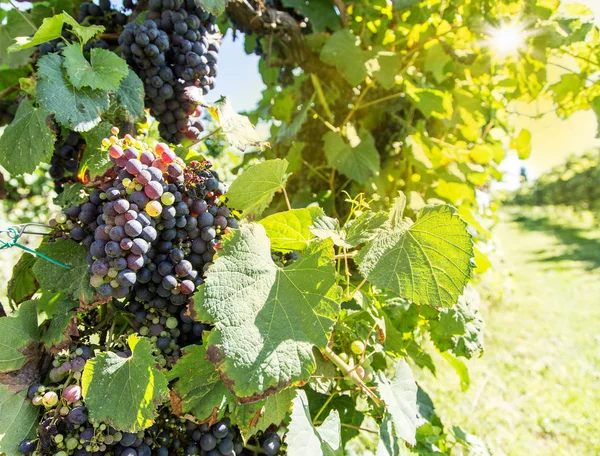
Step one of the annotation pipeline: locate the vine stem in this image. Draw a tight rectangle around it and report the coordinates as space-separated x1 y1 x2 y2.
0 85 19 100
333 252 357 260
341 83 371 128
331 0 348 27
281 187 292 211
313 391 338 423
198 126 222 142
310 74 334 122
354 91 404 112
346 278 367 301
308 107 338 133
9 0 37 32
323 346 383 406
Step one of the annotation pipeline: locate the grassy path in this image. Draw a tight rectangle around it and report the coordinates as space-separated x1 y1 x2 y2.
419 208 600 455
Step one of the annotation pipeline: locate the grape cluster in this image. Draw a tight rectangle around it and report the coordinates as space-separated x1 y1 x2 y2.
50 130 236 361
119 0 220 143
50 131 85 193
18 345 255 456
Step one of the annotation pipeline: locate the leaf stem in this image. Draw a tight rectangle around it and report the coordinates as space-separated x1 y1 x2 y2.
198 126 223 142
346 278 367 301
0 85 19 100
281 187 292 211
354 91 404 112
310 74 334 122
323 346 383 406
9 0 37 32
333 252 357 260
341 83 371 127
308 107 338 133
313 391 338 423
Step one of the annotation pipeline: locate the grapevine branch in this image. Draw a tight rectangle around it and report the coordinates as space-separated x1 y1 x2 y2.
323 346 384 406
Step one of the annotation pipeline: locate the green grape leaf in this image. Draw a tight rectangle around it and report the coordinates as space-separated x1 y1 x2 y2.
286 390 342 456
258 207 325 252
374 52 401 89
375 413 400 456
305 391 364 444
8 13 65 51
53 182 88 208
441 352 470 391
429 284 484 359
226 159 290 217
311 211 388 249
63 44 129 91
321 29 369 86
0 383 39 456
0 9 36 68
7 253 39 306
356 205 474 308
0 300 39 373
282 0 340 32
453 426 491 455
41 298 78 353
233 388 294 440
0 99 56 175
81 121 113 178
196 0 230 15
510 128 532 159
32 239 96 305
36 54 110 132
308 348 337 395
323 130 380 184
200 224 339 399
62 13 104 45
116 70 145 121
405 82 453 119
376 359 418 445
81 335 169 432
165 344 235 424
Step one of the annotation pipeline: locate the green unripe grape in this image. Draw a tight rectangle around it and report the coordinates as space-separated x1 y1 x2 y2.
100 193 107 200
108 268 118 278
139 326 149 336
38 385 46 393
99 424 106 431
90 275 104 287
55 213 67 224
113 432 123 442
60 406 70 416
53 359 60 368
166 317 178 329
54 434 64 444
338 352 350 363
161 192 175 206
110 279 119 288
363 368 374 383
32 396 44 406
350 340 365 355
66 438 79 450
55 451 68 456
73 372 81 380
75 348 83 356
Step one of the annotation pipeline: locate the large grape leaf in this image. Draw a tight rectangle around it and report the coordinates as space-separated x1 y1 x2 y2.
376 360 418 445
200 224 339 399
196 0 230 15
356 204 474 308
36 53 110 132
323 130 380 184
320 29 370 86
63 44 129 91
81 335 169 432
286 390 342 456
165 344 235 424
8 13 65 51
258 207 324 252
62 13 104 45
80 121 113 178
0 300 39 373
0 99 56 175
376 413 400 456
116 70 145 121
32 239 97 305
0 384 39 456
7 253 39 306
226 159 290 217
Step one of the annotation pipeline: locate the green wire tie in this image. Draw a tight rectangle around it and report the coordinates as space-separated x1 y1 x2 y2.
0 225 71 269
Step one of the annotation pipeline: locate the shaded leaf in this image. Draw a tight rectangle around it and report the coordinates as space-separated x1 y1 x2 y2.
0 384 39 456
36 53 110 132
323 130 380 183
321 29 369 86
116 70 145 121
7 253 39 305
0 300 39 373
0 99 56 175
80 121 113 178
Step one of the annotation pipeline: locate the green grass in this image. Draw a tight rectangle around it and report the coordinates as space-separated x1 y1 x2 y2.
417 207 600 456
